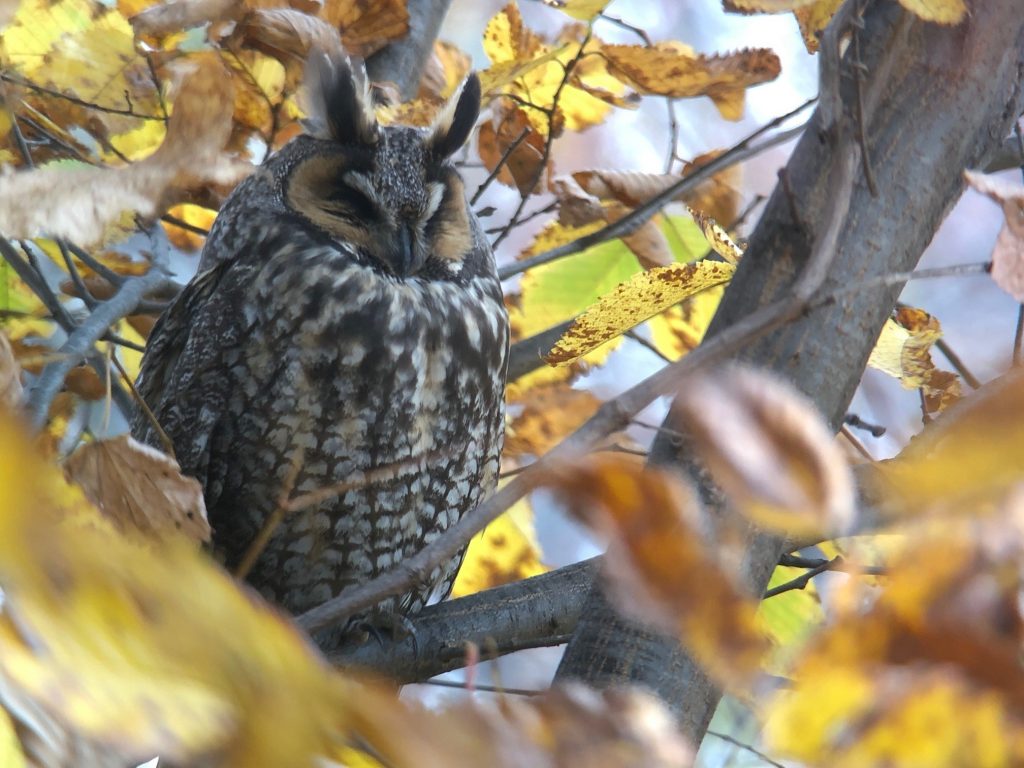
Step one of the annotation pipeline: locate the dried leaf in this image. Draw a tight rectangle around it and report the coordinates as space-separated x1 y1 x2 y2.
867 367 1024 518
672 365 856 538
63 435 210 545
323 0 408 58
477 104 548 194
621 215 674 269
418 41 472 100
130 0 242 36
602 44 780 120
546 454 770 688
868 308 962 415
545 261 735 366
965 169 1024 302
354 682 693 768
0 332 22 410
451 498 547 598
233 8 341 63
793 0 842 52
685 205 743 264
504 382 602 457
0 0 18 27
0 55 239 246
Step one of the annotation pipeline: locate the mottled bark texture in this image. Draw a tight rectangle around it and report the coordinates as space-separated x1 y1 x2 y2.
554 0 1024 745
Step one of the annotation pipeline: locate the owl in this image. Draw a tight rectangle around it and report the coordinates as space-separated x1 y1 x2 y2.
132 51 510 630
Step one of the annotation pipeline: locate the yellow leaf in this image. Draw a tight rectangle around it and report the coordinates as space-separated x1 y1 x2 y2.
764 508 1024 767
0 706 27 768
647 287 723 360
867 308 961 415
868 368 1024 518
726 0 821 8
0 414 353 766
481 3 625 133
685 204 743 263
451 498 547 598
506 236 639 395
602 44 780 120
504 382 602 457
1 0 163 136
546 455 771 689
541 0 608 20
896 0 966 24
792 0 843 53
546 260 735 366
0 55 239 246
163 203 217 252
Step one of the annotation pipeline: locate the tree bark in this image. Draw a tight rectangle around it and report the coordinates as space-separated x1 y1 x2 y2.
366 0 454 99
554 0 1024 745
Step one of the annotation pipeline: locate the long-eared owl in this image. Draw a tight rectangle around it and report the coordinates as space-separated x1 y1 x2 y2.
132 51 510 623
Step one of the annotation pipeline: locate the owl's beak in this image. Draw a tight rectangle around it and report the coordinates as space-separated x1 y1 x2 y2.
392 224 425 277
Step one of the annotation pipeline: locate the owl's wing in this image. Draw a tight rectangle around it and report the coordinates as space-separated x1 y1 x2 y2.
133 261 253 500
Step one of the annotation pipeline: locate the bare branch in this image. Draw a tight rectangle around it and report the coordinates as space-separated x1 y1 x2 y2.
25 270 166 430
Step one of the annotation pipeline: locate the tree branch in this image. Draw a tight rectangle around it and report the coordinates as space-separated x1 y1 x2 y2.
365 0 455 99
324 559 596 682
25 270 166 430
552 0 1024 746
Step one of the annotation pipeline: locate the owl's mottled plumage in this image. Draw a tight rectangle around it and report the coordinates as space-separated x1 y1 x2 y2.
133 52 509 622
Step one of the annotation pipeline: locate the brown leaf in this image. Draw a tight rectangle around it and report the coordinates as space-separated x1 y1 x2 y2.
965 169 1024 302
354 682 693 768
233 8 342 63
867 307 962 415
504 383 602 457
477 103 548 194
130 0 243 37
418 41 472 100
0 332 22 410
546 454 770 689
64 365 107 400
672 365 856 538
323 0 409 58
602 44 780 120
0 55 239 246
64 435 210 545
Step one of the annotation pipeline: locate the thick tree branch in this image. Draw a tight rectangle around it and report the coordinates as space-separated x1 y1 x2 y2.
325 558 596 682
552 0 1024 746
365 0 455 99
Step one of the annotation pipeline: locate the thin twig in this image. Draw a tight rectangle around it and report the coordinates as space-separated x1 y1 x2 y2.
706 730 789 768
1015 306 1024 367
471 126 530 205
26 270 166 430
498 110 812 280
111 354 175 458
418 679 543 696
1 73 166 121
235 447 305 580
839 425 876 462
934 337 981 389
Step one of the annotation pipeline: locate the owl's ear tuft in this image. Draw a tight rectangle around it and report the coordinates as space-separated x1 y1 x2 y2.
426 73 481 159
303 48 379 147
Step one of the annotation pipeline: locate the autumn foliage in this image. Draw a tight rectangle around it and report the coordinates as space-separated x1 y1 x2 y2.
2 0 1023 765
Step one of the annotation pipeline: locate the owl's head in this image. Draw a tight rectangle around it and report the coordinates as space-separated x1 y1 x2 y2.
282 50 483 279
